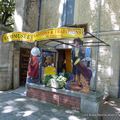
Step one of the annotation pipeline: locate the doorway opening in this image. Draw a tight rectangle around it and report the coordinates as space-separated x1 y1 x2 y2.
57 49 72 73
19 48 30 86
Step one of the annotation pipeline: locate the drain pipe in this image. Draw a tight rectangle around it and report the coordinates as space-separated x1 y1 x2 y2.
37 0 42 31
35 0 42 46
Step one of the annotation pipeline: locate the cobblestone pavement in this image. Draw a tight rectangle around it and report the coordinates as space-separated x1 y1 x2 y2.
102 98 120 120
1 87 120 120
0 87 91 120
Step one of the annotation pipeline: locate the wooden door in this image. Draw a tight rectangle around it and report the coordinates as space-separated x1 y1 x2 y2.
65 49 72 72
20 48 30 85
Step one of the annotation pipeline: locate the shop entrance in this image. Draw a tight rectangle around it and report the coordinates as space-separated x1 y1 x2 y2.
20 48 30 86
57 49 72 73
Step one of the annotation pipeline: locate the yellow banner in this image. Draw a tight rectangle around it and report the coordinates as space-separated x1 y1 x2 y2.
2 32 33 43
2 27 84 43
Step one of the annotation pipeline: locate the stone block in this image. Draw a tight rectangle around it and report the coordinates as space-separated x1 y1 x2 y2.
109 85 119 98
80 91 103 120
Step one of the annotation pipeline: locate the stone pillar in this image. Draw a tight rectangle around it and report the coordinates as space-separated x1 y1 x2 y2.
13 50 20 89
81 91 103 120
0 43 14 90
110 40 120 98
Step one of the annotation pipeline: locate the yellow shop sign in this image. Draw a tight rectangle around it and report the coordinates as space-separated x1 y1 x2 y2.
2 27 84 43
2 32 33 43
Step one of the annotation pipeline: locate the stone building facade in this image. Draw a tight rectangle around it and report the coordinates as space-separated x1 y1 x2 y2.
0 0 120 98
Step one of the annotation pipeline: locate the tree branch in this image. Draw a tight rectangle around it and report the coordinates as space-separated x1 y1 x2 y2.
5 22 14 26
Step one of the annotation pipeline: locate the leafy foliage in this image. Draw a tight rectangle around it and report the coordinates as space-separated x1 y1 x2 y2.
44 75 67 89
0 0 15 31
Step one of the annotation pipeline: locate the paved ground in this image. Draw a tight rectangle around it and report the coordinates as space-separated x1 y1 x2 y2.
0 87 90 120
102 97 120 120
0 87 120 120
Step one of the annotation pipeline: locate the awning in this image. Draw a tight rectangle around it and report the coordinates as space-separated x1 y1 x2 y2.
2 27 110 47
2 27 84 43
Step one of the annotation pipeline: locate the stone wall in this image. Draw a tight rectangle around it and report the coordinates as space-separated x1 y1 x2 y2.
109 39 120 97
0 43 14 90
0 39 34 90
18 0 61 31
74 0 120 31
14 0 39 32
27 85 81 110
14 0 26 31
39 0 61 29
23 0 39 32
100 0 120 31
74 0 98 32
27 83 103 116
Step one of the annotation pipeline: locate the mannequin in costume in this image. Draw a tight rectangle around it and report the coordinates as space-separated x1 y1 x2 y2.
72 38 92 93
